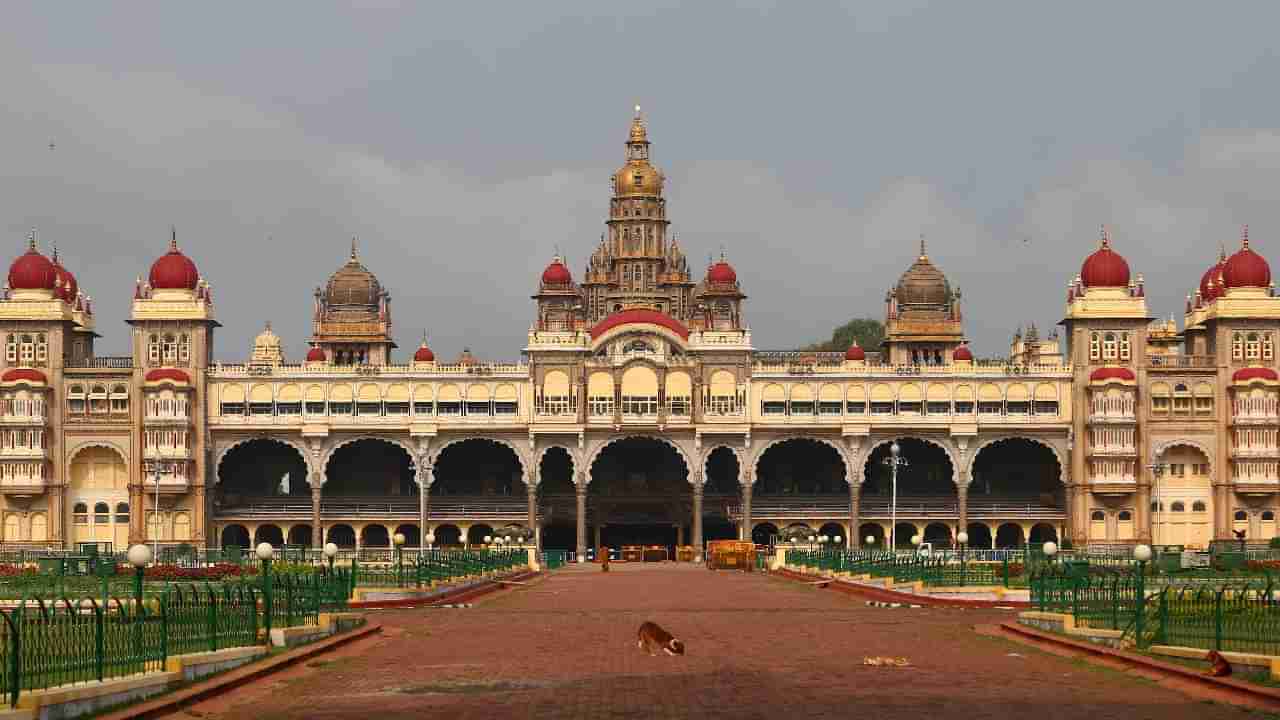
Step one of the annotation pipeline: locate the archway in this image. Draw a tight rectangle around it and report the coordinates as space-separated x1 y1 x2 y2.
537 447 576 550
467 524 495 545
1153 443 1212 548
995 523 1024 548
217 440 309 505
965 523 992 549
863 438 954 496
970 438 1063 509
254 524 284 547
287 525 312 547
818 522 845 543
752 522 780 546
326 524 356 548
221 524 249 548
326 439 415 497
589 438 688 551
754 439 847 495
361 524 390 547
702 447 740 544
394 524 420 547
433 524 461 546
704 447 740 494
894 522 918 548
1029 523 1057 545
923 522 952 546
69 446 130 548
859 523 885 547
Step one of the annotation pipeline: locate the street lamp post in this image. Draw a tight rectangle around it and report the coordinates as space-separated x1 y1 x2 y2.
1146 463 1168 547
323 542 338 574
145 458 172 562
1133 544 1152 644
393 532 406 588
256 542 275 636
883 442 909 551
957 531 969 586
127 544 151 610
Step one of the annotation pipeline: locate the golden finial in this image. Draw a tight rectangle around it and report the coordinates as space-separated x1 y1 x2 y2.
169 226 178 252
634 104 641 117
918 233 928 260
421 329 429 347
350 236 358 260
1242 224 1250 249
1099 224 1110 249
26 228 36 252
629 104 648 143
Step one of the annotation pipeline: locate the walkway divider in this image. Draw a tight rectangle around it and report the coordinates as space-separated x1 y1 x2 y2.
347 570 541 610
773 568 1031 609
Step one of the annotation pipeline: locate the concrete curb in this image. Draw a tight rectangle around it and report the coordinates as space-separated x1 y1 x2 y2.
95 622 383 720
773 569 1031 609
347 570 541 609
865 600 923 609
996 621 1280 713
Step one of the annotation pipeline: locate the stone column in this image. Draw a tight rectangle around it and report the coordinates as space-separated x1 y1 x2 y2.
676 524 684 547
129 484 144 545
418 465 432 549
310 474 323 548
1215 482 1231 540
848 481 860 548
575 482 587 560
593 523 602 550
526 482 537 548
740 481 753 542
957 479 969 540
1136 482 1152 542
692 483 704 560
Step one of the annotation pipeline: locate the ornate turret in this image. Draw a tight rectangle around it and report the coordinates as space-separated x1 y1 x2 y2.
310 239 395 365
882 236 965 365
250 321 285 366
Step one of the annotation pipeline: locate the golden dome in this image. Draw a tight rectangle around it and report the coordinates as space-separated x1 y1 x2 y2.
613 161 664 197
251 321 284 365
254 321 281 348
323 240 383 313
895 239 951 306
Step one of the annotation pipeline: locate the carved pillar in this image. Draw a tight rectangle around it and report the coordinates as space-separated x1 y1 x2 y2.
1136 482 1152 542
128 484 144 544
575 480 587 560
692 482 704 560
848 481 860 548
526 481 537 548
310 474 322 547
956 478 968 540
740 480 753 542
418 464 432 549
1215 481 1231 540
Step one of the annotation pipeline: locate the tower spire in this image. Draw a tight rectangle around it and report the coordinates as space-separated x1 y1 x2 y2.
1099 224 1110 249
169 226 178 252
1243 224 1250 250
350 236 358 260
919 233 927 260
26 228 36 252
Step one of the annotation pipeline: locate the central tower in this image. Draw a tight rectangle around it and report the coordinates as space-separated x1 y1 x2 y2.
580 107 694 323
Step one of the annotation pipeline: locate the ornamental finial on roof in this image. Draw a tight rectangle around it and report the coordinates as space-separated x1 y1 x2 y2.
350 236 358 260
1243 224 1250 249
629 104 648 143
26 228 36 252
1099 224 1110 249
919 233 927 260
169 226 178 252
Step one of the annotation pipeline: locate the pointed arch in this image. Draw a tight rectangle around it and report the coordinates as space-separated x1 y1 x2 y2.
323 435 417 479
750 435 852 485
534 443 578 486
215 436 314 483
965 435 1066 488
66 440 129 467
861 435 958 486
428 435 530 487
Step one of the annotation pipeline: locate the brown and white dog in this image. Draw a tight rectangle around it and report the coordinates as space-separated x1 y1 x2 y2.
1204 650 1232 677
637 621 685 656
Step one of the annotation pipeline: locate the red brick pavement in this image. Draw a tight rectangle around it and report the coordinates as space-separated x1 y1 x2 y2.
167 563 1250 720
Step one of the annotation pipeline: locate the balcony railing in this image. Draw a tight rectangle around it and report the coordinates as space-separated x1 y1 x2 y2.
750 360 1073 377
210 361 528 377
1147 355 1216 369
65 356 133 369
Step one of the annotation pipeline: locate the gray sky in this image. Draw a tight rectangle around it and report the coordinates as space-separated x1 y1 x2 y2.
3 2 1279 361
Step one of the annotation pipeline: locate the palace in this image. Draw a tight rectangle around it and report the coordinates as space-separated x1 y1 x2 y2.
0 110 1277 556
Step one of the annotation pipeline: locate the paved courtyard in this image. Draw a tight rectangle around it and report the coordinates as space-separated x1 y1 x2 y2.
172 564 1253 719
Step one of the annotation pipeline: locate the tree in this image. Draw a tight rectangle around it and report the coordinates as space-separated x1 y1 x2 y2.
805 318 884 353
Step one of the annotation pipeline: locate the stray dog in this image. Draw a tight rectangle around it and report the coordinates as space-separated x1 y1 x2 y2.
601 550 610 573
1204 650 1232 677
637 621 685 656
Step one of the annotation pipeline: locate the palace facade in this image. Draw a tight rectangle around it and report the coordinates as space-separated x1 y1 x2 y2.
0 111 1277 555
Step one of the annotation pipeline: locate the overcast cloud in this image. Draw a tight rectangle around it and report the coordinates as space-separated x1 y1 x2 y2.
2 2 1279 360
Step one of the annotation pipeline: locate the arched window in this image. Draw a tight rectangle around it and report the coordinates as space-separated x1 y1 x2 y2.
93 502 109 524
1192 501 1207 512
115 502 130 523
179 334 191 363
1102 333 1117 360
1170 501 1185 512
73 503 88 524
1263 510 1276 521
1247 332 1262 360
1089 333 1100 360
1090 510 1105 521
1233 333 1245 360
1118 510 1132 521
110 384 129 413
1151 501 1162 512
1234 510 1248 521
1118 333 1131 360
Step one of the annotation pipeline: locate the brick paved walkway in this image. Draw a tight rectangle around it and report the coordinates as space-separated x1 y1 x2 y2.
170 564 1249 719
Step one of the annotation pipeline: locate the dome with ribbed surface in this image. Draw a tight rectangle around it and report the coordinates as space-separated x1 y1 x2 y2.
541 256 572 285
1200 253 1227 301
895 241 950 306
8 237 56 291
707 260 737 284
1080 230 1130 288
1223 227 1271 289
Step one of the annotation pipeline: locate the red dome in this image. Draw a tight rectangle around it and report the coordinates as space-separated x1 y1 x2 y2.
953 344 973 361
149 235 199 291
707 261 737 284
1080 234 1131 288
414 344 435 362
8 245 56 291
589 309 689 339
1089 366 1135 382
1233 366 1279 383
305 346 326 362
1200 258 1226 301
0 368 46 384
541 257 572 285
1223 228 1271 289
844 342 865 361
144 368 190 384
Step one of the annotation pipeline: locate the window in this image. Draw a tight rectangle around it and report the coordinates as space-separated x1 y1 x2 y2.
1169 463 1185 476
1152 396 1170 412
1034 401 1059 416
110 384 128 413
1118 510 1132 521
67 384 85 414
221 402 245 415
978 401 1003 415
384 402 409 416
1192 501 1207 512
1235 510 1248 521
148 334 160 364
93 502 109 524
34 334 46 363
179 334 191 363
249 402 274 416
845 401 866 414
668 396 690 416
494 401 518 415
162 334 177 362
73 503 88 525
465 401 492 416
277 402 303 415
925 402 950 416
356 402 382 416
89 384 108 414
761 400 786 416
1006 401 1030 414
1118 333 1130 360
1195 396 1213 414
306 401 327 415
1173 397 1191 414
1170 501 1185 512
1233 333 1244 360
789 400 815 415
19 335 33 364
896 401 921 414
1102 333 1117 360
954 401 974 414
870 401 894 415
1090 510 1105 521
819 401 842 415
1266 335 1275 361
115 503 130 524
1264 510 1275 521
329 402 353 415
1247 333 1262 360
1089 333 1100 360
